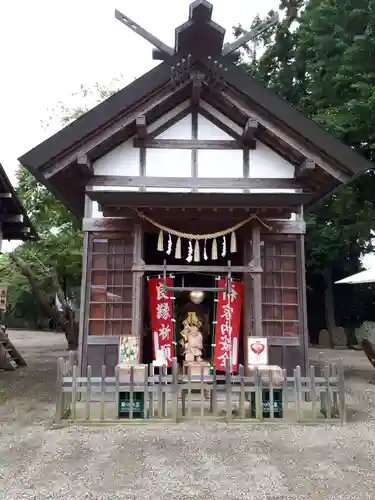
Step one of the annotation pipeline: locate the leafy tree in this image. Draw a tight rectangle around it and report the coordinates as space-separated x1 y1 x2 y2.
236 0 375 345
1 79 122 349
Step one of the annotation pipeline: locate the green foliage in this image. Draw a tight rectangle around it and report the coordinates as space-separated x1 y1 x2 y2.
237 0 375 276
0 79 122 326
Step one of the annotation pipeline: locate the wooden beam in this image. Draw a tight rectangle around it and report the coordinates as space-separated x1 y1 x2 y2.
114 9 174 56
191 78 202 106
133 138 242 149
41 83 186 179
251 225 263 337
242 118 258 148
87 190 313 209
82 217 134 232
221 90 351 183
0 214 23 223
87 175 302 190
3 226 30 234
295 159 315 178
77 154 93 175
132 264 262 273
136 116 148 140
263 219 306 234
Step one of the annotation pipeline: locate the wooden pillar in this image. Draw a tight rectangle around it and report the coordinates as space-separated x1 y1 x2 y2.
243 240 252 371
132 223 144 360
296 206 308 375
78 196 92 377
251 225 262 337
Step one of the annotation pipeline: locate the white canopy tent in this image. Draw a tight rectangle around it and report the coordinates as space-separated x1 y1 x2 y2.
335 268 375 284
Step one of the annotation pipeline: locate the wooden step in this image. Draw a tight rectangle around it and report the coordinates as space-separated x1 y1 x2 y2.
0 329 27 369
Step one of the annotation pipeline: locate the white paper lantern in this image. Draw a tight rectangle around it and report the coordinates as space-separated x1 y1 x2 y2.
189 290 205 304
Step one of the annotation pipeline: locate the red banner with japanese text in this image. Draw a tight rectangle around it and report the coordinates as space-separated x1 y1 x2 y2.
213 279 243 372
148 277 174 367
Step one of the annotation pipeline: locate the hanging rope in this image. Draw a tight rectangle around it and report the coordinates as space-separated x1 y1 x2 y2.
135 209 271 262
136 210 271 240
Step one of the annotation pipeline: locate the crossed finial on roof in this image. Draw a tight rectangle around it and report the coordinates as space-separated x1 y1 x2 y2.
115 0 278 61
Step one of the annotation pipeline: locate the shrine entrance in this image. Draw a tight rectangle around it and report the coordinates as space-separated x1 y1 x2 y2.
141 230 246 371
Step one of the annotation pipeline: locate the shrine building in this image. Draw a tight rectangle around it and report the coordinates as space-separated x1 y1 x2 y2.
0 162 37 248
18 1 372 376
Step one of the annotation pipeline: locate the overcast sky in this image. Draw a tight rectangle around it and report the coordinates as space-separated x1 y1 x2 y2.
0 0 373 269
0 0 277 183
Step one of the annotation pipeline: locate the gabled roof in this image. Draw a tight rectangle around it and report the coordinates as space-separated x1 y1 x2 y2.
0 163 38 241
18 0 373 218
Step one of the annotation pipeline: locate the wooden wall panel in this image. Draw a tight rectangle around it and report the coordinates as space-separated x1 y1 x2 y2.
86 345 105 376
105 345 119 376
88 232 134 337
261 237 299 338
82 226 136 376
268 346 283 369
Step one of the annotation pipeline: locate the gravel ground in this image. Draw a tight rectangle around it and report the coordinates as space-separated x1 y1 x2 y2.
1 331 375 500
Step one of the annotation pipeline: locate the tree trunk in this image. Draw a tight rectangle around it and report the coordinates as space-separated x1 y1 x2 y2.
323 268 335 348
9 254 78 350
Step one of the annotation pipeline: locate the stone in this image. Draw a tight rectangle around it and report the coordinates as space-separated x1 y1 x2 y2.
319 329 331 347
332 327 347 347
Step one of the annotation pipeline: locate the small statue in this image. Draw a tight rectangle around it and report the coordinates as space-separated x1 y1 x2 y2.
184 324 203 363
180 311 204 363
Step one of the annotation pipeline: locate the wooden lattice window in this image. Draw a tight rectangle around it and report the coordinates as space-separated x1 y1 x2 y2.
88 234 134 336
261 238 298 337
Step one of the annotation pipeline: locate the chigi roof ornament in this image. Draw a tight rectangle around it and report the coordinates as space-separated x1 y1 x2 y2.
115 0 279 61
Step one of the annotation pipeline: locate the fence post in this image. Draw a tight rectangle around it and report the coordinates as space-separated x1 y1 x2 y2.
68 351 75 372
187 365 192 418
310 365 317 419
149 363 155 418
225 358 232 421
129 365 134 420
338 358 346 425
294 366 301 422
171 358 179 423
282 368 287 419
143 364 149 420
211 365 217 417
100 365 106 421
239 364 245 419
158 366 163 419
323 364 332 419
269 367 274 419
254 368 263 421
85 365 92 421
55 357 64 422
115 365 120 420
71 364 77 422
200 366 205 417
163 364 168 418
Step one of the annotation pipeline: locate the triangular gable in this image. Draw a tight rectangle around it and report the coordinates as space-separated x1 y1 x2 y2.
17 0 373 218
151 100 239 141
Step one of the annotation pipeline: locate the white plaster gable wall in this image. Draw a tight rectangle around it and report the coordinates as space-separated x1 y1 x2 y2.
93 139 139 176
145 149 191 177
250 142 295 178
148 101 190 135
197 114 235 140
90 99 298 195
197 149 243 178
156 114 191 139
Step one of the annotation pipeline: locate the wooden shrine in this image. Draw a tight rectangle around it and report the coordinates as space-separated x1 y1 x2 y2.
19 1 372 377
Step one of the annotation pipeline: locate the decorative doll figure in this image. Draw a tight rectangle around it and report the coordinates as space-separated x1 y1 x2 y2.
184 324 203 363
180 311 204 363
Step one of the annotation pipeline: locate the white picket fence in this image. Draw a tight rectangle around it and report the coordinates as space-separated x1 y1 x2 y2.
56 355 346 424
